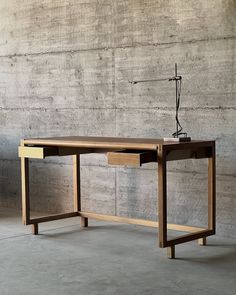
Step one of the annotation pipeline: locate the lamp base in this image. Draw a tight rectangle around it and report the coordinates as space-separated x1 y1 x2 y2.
163 137 191 142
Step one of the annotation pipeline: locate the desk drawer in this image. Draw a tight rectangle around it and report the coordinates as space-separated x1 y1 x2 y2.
107 150 157 167
18 146 58 159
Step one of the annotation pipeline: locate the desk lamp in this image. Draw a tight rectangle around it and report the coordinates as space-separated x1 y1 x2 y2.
129 63 191 142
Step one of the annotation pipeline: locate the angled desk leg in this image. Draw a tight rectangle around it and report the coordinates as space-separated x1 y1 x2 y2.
73 154 88 228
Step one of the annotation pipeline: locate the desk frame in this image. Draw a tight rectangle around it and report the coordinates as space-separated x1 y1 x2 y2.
20 138 215 258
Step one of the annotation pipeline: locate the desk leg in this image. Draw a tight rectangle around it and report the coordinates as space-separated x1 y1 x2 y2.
21 156 30 226
73 154 88 228
207 144 216 243
197 144 216 246
167 245 175 259
159 143 216 258
32 223 38 235
158 148 168 250
21 155 39 235
198 237 206 246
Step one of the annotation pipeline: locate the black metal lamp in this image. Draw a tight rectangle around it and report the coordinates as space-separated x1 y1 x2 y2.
129 63 191 142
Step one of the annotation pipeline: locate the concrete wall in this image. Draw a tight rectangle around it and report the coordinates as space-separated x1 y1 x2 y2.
0 0 235 238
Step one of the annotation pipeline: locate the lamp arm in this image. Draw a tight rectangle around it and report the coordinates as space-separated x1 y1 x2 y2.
128 63 188 139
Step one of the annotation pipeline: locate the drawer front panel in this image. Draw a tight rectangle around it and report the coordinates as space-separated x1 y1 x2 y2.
18 146 58 159
107 150 157 167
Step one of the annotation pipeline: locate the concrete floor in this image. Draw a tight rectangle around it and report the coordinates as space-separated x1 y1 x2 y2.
0 208 236 295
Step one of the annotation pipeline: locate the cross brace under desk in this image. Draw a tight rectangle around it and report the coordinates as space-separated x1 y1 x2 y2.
18 136 216 259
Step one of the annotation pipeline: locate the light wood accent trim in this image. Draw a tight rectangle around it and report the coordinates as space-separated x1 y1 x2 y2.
167 224 203 232
18 146 58 159
23 136 162 150
79 212 158 227
78 212 204 232
29 212 78 224
107 150 157 167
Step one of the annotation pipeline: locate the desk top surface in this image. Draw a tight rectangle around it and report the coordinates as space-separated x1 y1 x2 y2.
23 136 214 150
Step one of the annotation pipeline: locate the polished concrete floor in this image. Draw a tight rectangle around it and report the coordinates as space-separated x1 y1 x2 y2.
0 208 236 295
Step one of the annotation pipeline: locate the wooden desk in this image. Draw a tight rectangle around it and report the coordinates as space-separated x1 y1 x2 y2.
18 136 216 258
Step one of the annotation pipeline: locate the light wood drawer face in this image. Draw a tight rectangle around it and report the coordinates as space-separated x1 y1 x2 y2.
107 150 157 167
18 146 58 159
